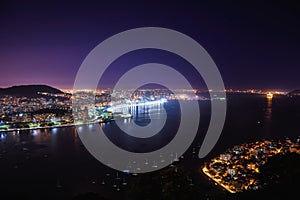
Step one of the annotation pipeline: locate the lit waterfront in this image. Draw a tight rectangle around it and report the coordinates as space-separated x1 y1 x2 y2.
0 97 168 132
202 138 300 193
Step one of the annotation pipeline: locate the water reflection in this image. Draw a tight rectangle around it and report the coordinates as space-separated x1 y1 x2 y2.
265 98 273 119
264 98 273 133
52 128 58 134
32 129 39 136
0 133 7 140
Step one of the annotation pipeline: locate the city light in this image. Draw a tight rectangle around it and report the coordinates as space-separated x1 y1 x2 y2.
202 138 300 193
267 93 273 99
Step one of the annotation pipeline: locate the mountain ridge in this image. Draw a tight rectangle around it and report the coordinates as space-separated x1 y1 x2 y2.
0 84 63 97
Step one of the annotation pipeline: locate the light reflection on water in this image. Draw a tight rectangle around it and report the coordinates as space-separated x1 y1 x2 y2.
52 128 58 134
0 133 7 140
264 98 273 134
265 98 273 119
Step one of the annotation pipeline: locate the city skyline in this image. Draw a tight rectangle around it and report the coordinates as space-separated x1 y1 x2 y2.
1 2 300 199
0 1 299 89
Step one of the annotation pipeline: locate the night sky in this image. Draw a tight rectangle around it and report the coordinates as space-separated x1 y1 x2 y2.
0 1 299 90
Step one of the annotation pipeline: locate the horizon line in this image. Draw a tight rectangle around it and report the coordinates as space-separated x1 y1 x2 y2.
0 83 296 92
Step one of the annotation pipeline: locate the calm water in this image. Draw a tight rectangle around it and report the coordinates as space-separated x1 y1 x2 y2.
1 94 300 199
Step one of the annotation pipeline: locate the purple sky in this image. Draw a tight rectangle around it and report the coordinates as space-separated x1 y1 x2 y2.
0 1 299 90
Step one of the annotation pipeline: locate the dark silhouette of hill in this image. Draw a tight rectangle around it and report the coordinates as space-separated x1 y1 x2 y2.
0 85 63 97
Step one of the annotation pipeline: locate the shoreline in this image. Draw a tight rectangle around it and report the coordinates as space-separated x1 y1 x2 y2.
0 120 114 133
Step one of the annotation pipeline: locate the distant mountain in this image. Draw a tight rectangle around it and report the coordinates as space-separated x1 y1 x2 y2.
287 89 300 97
0 85 64 97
